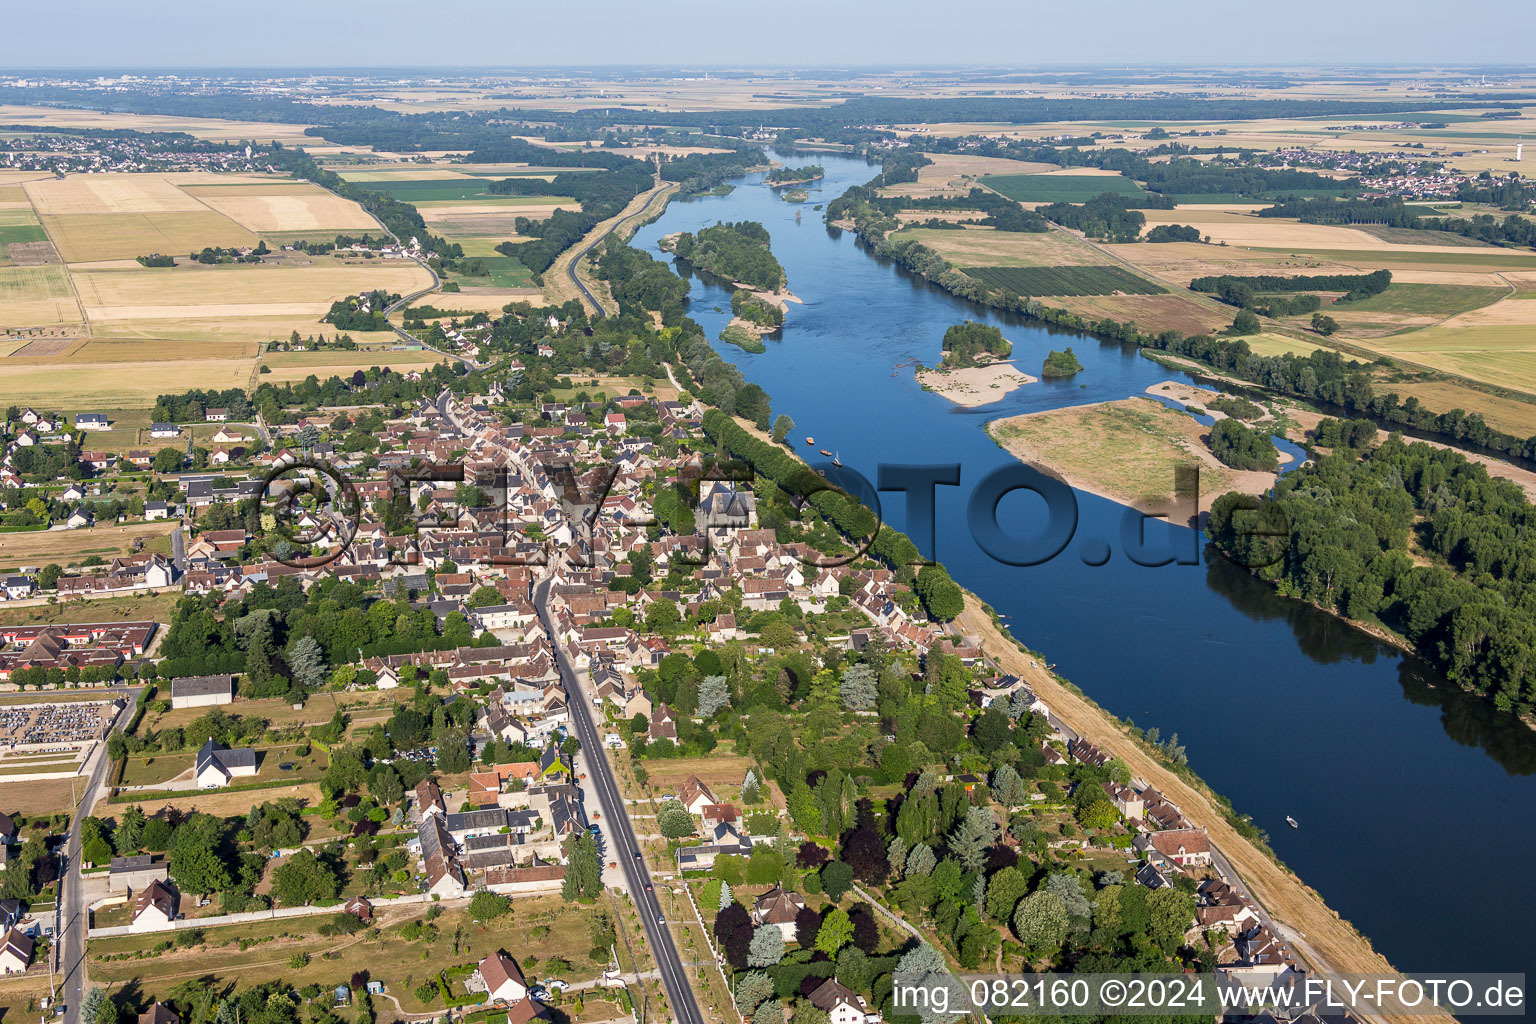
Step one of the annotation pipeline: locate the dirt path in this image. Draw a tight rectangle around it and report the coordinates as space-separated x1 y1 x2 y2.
953 595 1454 1024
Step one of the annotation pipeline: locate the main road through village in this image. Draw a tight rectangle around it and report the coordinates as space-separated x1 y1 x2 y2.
535 574 706 1024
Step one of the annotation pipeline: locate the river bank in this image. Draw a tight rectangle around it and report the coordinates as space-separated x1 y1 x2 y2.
988 396 1283 517
953 593 1449 1024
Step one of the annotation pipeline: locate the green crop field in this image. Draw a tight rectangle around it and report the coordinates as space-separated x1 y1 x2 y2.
981 173 1146 203
1332 283 1509 318
447 255 535 288
964 264 1166 296
0 223 47 246
353 179 513 203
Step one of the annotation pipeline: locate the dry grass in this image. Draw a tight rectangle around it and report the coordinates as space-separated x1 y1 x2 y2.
0 264 81 327
890 225 1105 267
1050 291 1230 335
637 754 754 789
41 210 258 262
877 152 1056 199
989 397 1268 516
0 777 83 818
72 261 429 312
0 521 176 568
25 175 207 216
0 358 254 406
193 190 381 233
0 591 179 628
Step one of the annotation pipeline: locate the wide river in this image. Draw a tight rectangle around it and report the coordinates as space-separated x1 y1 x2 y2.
631 149 1535 975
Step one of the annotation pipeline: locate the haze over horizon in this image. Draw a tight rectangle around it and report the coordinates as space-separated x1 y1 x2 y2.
7 0 1536 70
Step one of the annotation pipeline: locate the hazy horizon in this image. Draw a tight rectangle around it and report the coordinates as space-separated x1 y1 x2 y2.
7 0 1536 70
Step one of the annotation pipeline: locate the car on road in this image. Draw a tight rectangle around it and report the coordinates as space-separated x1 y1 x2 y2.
634 851 642 859
644 883 652 891
657 914 665 924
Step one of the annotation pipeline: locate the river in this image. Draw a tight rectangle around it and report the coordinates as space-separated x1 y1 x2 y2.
630 149 1536 976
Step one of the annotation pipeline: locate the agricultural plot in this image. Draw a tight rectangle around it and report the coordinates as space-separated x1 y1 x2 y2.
184 183 381 234
890 225 1105 267
0 520 175 570
259 348 448 383
352 178 519 203
40 209 258 263
981 172 1146 203
965 264 1166 296
0 264 81 327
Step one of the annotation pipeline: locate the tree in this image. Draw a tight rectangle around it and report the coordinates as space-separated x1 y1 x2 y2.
771 414 795 445
435 733 471 774
469 891 511 921
741 768 761 805
1311 312 1339 336
657 800 695 839
168 813 231 895
820 860 854 903
990 765 1025 808
970 706 1011 753
698 675 730 717
815 907 852 956
947 807 999 872
1013 890 1068 954
563 831 603 901
985 865 1029 923
838 664 877 711
1146 887 1196 953
747 924 785 967
904 843 937 878
714 902 753 969
735 971 774 1016
113 806 146 855
367 764 404 807
271 848 340 906
152 447 185 473
287 635 327 689
1229 309 1261 335
914 565 964 622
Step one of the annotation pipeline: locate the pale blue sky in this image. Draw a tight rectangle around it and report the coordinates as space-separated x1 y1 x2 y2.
4 0 1534 68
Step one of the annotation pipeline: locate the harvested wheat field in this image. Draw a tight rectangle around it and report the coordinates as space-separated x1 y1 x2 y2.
0 265 83 327
41 209 258 262
878 152 1056 199
0 357 255 407
891 225 1106 267
24 174 207 216
259 349 448 383
190 186 380 233
71 261 432 321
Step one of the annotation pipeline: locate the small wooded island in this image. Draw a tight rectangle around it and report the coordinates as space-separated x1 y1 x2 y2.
940 321 1012 367
765 163 825 186
665 220 787 291
1042 347 1084 378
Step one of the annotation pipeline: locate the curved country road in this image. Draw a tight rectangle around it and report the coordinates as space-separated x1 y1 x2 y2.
567 183 678 317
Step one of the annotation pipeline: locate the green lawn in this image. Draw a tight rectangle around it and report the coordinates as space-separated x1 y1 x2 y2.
1333 282 1508 318
447 256 535 288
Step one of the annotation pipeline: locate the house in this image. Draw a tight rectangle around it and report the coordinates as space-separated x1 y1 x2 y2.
205 409 229 422
677 776 716 815
699 803 738 831
109 854 169 892
144 501 171 521
504 996 551 1024
0 927 32 974
76 413 110 431
751 886 806 941
415 778 446 818
130 879 177 932
1102 782 1143 819
476 950 528 1003
2 577 35 601
0 813 16 845
1136 827 1212 869
138 1004 181 1024
149 423 180 439
170 674 235 709
67 508 94 530
648 703 677 742
343 895 373 922
808 978 879 1024
194 738 257 788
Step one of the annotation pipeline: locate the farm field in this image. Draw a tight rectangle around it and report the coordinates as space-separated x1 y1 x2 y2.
0 520 176 570
0 264 82 327
889 225 1107 267
0 357 255 407
443 255 536 289
876 152 1058 199
981 171 1147 203
965 264 1165 296
0 104 317 144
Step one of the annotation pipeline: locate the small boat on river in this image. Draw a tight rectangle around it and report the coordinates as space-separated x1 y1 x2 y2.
1286 816 1299 829
805 436 814 445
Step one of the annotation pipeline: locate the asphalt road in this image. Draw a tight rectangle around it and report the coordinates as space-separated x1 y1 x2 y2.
534 576 704 1024
61 688 140 1024
566 183 674 318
